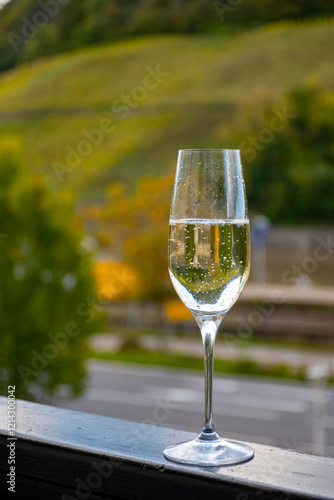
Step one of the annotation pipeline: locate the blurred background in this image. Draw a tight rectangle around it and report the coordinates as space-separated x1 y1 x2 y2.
0 0 333 457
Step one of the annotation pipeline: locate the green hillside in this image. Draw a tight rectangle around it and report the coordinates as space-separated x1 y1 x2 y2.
1 0 332 72
0 19 334 202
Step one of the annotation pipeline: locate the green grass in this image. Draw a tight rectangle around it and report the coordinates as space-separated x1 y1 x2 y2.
90 346 307 381
96 324 334 352
1 20 334 201
231 334 334 352
90 325 334 381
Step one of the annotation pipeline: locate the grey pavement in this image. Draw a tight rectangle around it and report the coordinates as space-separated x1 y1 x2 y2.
54 359 334 458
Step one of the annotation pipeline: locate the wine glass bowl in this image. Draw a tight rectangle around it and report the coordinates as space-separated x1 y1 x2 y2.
168 220 250 315
163 149 254 466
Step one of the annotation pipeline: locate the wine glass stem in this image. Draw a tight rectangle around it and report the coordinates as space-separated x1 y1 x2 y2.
201 320 218 433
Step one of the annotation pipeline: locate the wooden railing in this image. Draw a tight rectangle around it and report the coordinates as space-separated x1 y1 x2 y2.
0 397 333 499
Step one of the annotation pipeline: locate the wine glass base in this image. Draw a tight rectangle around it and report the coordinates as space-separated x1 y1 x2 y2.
163 431 254 466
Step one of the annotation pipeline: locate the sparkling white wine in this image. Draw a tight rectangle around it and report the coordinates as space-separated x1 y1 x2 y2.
169 219 250 314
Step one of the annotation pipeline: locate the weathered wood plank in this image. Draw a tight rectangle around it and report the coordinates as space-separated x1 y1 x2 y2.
0 397 333 499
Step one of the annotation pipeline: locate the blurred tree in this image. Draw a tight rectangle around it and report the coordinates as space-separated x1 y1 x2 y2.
85 174 174 300
0 138 103 400
124 175 174 299
245 84 334 223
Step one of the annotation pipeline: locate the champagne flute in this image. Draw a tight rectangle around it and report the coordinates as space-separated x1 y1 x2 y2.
163 149 254 466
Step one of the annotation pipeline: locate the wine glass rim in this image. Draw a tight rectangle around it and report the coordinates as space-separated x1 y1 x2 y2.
179 148 240 152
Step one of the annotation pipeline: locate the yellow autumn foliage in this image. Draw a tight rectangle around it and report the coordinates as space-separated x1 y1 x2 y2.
163 300 192 322
93 261 139 301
